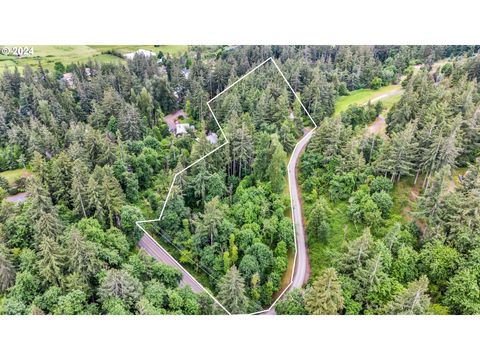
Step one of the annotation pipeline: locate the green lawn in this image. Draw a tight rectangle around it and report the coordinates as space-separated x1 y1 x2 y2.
0 45 188 73
0 168 31 185
334 84 402 116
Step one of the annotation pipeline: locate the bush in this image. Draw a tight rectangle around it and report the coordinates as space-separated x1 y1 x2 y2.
370 77 383 90
348 186 382 226
370 176 393 193
14 177 26 193
329 173 356 200
441 63 453 77
0 176 9 190
372 191 393 218
276 288 307 315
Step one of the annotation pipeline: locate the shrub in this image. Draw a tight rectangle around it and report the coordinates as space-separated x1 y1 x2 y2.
370 176 393 193
372 191 393 218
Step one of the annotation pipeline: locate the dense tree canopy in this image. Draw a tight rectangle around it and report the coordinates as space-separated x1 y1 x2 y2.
0 45 478 314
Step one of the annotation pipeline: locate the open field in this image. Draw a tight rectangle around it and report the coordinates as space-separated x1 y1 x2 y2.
0 45 188 73
334 84 402 116
0 168 31 185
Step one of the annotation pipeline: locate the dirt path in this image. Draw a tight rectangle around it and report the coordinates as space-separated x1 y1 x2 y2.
5 192 28 203
367 116 387 136
367 89 403 104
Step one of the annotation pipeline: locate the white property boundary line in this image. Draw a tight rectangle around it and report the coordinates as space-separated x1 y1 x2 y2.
136 57 317 315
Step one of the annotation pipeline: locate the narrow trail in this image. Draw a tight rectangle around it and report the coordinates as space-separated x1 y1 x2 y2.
367 89 403 104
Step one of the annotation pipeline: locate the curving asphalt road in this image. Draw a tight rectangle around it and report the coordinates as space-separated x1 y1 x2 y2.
138 233 204 293
288 129 314 289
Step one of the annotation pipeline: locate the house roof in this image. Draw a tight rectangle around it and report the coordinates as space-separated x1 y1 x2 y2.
206 132 218 144
125 49 156 60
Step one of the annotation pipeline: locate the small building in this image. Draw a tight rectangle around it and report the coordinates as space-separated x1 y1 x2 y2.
164 110 188 132
175 123 194 136
61 73 74 87
206 132 218 144
124 49 156 60
158 65 168 75
181 68 190 79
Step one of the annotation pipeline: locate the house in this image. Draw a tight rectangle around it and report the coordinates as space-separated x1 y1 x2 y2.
158 65 168 75
175 123 194 136
181 68 190 79
164 110 188 132
206 132 218 144
124 49 156 60
61 73 74 87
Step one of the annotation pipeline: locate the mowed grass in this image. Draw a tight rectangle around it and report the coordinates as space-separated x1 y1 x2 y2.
334 84 402 116
0 168 31 185
0 45 188 73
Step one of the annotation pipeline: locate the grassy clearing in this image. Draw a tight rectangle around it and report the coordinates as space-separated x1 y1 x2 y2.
305 84 405 279
0 45 188 73
0 168 31 185
334 84 402 116
307 177 415 280
307 201 364 279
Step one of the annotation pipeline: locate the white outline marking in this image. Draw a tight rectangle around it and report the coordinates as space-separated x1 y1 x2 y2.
137 58 317 315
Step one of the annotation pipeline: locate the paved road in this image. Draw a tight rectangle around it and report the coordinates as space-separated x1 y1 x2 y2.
288 129 314 289
138 233 204 293
262 130 315 316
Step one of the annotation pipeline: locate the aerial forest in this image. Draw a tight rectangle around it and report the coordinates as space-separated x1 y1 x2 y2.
0 45 479 314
